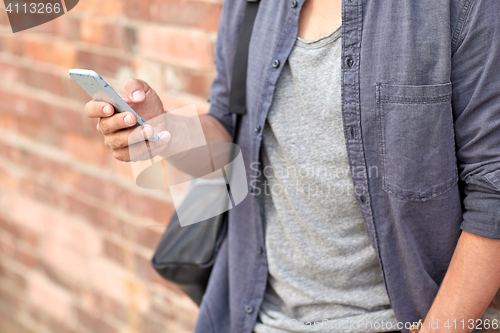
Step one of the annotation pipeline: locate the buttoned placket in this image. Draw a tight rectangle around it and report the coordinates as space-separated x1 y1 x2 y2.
341 0 387 292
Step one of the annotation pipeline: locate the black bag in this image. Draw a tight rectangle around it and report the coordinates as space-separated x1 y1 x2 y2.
151 0 260 306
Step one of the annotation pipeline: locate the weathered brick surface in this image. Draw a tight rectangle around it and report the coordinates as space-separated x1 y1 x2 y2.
0 1 212 332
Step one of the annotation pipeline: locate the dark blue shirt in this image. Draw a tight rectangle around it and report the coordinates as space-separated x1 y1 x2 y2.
196 0 500 332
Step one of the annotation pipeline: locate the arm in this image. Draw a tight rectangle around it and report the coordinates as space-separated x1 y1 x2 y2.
420 0 500 331
420 231 500 333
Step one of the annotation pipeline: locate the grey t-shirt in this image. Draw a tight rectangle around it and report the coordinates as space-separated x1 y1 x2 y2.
253 27 398 333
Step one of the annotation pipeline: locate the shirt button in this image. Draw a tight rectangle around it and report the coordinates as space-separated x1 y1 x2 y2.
346 57 354 68
255 124 261 133
291 0 297 8
257 246 264 254
360 195 366 203
245 305 254 314
272 59 280 68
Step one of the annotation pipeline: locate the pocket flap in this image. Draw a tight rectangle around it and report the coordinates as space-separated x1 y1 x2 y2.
377 82 452 104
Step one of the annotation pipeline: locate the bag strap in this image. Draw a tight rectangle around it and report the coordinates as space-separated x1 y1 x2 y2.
228 0 261 142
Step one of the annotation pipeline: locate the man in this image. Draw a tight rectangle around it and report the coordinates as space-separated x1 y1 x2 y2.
85 0 500 332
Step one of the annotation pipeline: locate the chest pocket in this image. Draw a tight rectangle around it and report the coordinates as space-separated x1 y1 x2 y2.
376 82 458 201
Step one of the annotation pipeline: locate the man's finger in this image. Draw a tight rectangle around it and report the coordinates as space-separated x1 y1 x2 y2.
112 140 156 162
123 79 151 103
98 112 137 135
126 132 172 162
85 101 114 118
105 125 156 149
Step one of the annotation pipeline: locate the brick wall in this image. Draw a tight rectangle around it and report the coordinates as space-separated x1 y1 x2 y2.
0 1 222 332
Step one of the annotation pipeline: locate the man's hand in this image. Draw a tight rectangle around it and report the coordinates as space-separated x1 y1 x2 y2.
85 78 171 162
420 231 500 333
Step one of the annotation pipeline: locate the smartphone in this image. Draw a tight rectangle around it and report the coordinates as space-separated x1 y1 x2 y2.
69 69 160 142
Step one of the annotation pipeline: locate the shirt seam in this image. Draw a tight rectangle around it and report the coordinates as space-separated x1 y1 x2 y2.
451 0 476 56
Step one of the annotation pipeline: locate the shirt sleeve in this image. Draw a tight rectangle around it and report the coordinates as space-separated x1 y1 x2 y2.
451 0 500 239
206 1 235 137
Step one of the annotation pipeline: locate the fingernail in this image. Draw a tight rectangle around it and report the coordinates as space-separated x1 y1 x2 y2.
124 114 135 125
160 131 171 142
132 90 145 102
141 125 153 138
103 105 112 115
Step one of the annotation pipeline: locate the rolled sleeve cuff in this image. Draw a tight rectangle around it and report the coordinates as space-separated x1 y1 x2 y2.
207 102 234 137
460 169 500 239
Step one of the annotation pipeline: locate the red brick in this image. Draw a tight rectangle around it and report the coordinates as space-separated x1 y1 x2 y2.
80 19 128 50
125 0 153 21
183 70 215 99
0 216 39 247
74 173 122 203
0 286 23 314
0 262 27 291
0 233 39 270
0 89 81 137
28 70 63 95
0 312 36 333
157 0 222 32
0 61 26 85
0 34 24 56
62 133 109 166
7 193 51 234
52 107 85 135
110 157 137 183
88 258 150 311
72 0 124 16
53 41 78 68
40 262 82 296
0 112 19 137
77 50 130 77
26 307 79 333
15 248 39 269
19 177 62 208
117 220 164 250
162 65 215 98
121 190 174 223
138 26 214 70
75 307 118 333
0 233 16 257
28 273 72 321
22 39 52 64
56 16 80 41
138 314 168 333
103 239 128 267
66 195 119 233
44 211 102 257
80 289 129 323
41 239 89 281
0 164 21 190
131 58 163 91
136 225 164 250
